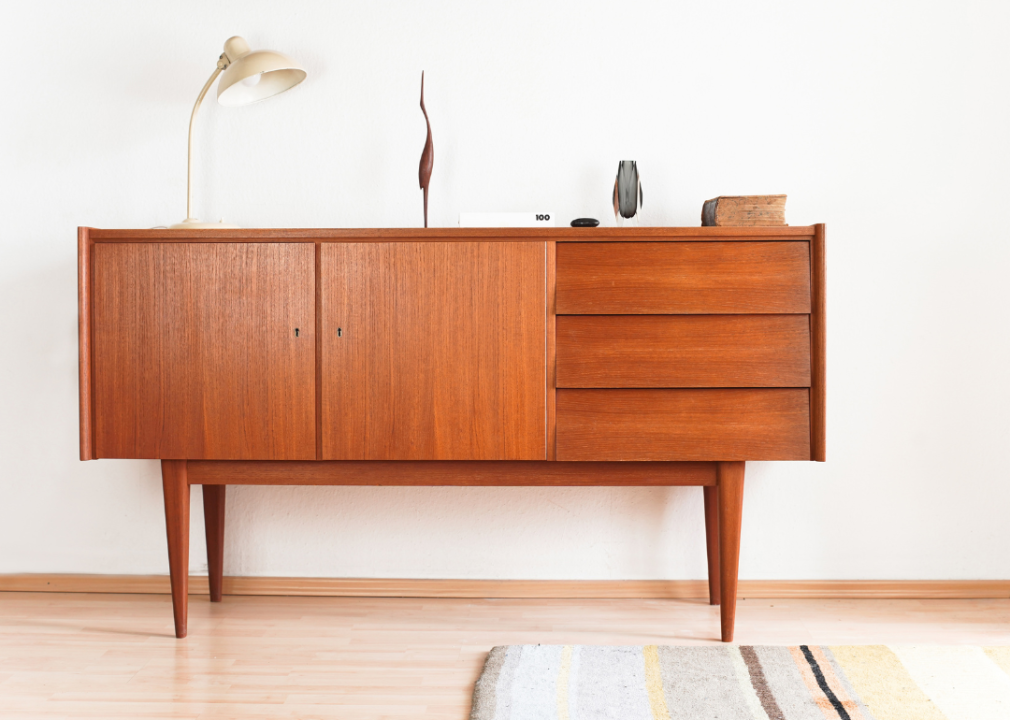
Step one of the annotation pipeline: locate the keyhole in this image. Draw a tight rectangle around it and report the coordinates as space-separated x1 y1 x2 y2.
294 328 300 337
337 327 342 337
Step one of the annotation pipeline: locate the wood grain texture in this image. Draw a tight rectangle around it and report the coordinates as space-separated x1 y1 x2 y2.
321 242 546 460
811 224 826 461
91 243 316 459
160 460 189 638
5 575 1010 599
556 389 811 461
557 315 811 388
85 226 818 242
186 460 717 486
3 595 1008 719
546 241 557 460
315 241 323 460
556 241 811 314
717 461 745 642
703 485 720 606
201 485 225 603
78 227 94 460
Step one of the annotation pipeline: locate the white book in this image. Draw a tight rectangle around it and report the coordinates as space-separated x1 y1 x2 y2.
459 212 556 228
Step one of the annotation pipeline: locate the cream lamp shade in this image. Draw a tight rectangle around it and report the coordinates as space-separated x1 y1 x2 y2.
169 36 307 229
217 36 306 107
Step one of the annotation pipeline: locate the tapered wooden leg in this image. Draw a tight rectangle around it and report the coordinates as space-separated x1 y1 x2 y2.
703 484 721 606
717 461 745 642
202 485 226 603
161 460 190 639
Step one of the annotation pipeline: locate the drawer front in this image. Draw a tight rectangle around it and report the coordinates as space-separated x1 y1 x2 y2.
556 389 810 461
556 315 811 388
556 242 811 314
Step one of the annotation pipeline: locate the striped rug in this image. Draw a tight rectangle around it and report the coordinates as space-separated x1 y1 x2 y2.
470 645 1010 719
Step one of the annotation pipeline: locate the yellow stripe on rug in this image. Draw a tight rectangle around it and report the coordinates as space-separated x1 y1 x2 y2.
830 645 946 720
556 645 572 720
891 646 1010 720
984 647 1010 679
643 645 670 720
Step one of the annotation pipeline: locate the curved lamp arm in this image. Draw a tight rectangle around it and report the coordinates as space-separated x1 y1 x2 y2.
170 36 305 229
184 55 230 221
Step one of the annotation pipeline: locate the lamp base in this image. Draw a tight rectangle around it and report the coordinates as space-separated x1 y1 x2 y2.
168 218 241 229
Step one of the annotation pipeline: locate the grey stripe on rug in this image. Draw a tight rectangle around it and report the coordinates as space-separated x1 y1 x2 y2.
470 645 1010 719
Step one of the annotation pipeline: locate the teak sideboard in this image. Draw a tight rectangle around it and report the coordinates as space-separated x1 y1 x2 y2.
78 225 826 642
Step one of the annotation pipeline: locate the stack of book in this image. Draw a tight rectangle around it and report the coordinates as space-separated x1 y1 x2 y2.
701 195 786 226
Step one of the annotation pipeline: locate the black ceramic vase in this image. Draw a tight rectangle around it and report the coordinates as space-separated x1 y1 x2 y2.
612 161 643 223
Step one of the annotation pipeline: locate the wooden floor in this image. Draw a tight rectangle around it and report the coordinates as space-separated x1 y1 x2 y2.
1 592 1008 719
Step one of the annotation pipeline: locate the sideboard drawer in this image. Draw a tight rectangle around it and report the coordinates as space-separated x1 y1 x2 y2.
556 388 810 461
556 315 811 388
556 242 811 314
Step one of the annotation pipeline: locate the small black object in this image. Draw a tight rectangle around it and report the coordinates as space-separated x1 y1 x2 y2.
571 218 600 227
295 328 300 337
337 328 342 337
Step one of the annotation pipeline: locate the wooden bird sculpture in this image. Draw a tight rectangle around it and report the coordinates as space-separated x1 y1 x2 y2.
613 160 643 221
419 72 434 228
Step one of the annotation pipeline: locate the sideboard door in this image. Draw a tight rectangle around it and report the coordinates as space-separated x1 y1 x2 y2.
92 243 316 459
321 242 547 460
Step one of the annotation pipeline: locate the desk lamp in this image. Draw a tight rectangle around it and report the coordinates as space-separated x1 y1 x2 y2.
169 36 306 229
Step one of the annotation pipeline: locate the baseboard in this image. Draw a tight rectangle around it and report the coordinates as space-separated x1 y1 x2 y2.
1 575 1008 599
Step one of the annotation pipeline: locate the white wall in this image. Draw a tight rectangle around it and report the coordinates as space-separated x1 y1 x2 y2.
2 0 1008 581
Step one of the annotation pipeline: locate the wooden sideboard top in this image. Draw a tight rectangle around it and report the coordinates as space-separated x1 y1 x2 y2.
82 226 818 242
